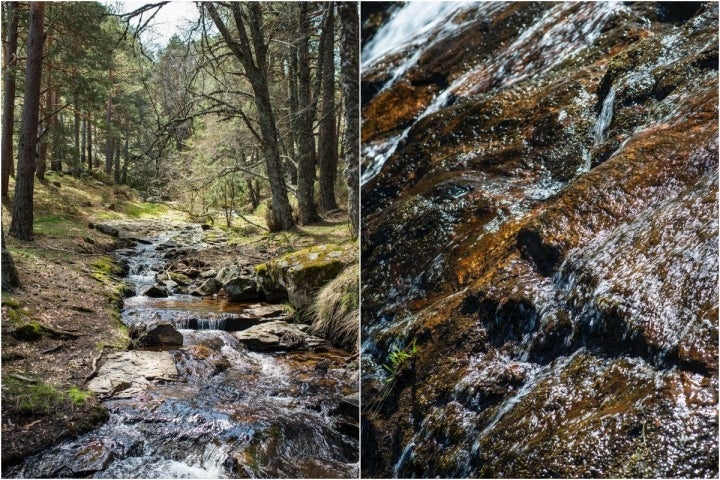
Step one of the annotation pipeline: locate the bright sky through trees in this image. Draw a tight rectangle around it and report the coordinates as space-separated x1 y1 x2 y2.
104 0 200 49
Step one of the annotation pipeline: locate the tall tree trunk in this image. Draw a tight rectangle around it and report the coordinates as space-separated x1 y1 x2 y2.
36 40 51 182
80 111 86 167
294 2 319 224
1 226 21 290
206 2 294 230
104 85 113 175
318 2 339 212
246 178 260 210
73 91 80 170
10 2 45 240
105 137 114 175
285 52 300 187
87 114 93 170
36 132 47 180
49 88 61 171
338 2 359 240
114 138 121 183
1 1 19 198
122 126 129 184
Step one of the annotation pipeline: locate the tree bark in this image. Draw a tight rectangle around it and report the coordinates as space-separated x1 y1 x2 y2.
80 111 86 167
1 1 19 198
104 136 113 175
74 91 80 169
122 127 129 184
285 51 299 187
318 2 339 212
87 114 93 170
206 2 295 230
293 2 320 224
338 2 359 240
114 138 121 183
104 84 113 175
10 2 45 240
49 88 61 171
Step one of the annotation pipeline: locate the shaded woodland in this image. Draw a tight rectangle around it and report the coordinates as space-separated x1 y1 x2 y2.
2 1 359 241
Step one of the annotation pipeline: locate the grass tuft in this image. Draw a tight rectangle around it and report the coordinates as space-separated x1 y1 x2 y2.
309 263 359 352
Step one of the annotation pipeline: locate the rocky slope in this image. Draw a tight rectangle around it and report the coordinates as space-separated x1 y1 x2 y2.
361 2 718 477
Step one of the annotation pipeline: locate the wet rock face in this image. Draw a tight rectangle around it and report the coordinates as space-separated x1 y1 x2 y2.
362 2 718 478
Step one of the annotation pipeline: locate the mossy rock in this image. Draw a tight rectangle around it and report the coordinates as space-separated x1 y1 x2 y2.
12 322 45 341
255 244 354 311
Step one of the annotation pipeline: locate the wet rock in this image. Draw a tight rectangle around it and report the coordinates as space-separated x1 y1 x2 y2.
337 392 360 419
656 2 703 22
192 278 221 296
200 269 218 279
233 321 328 352
216 265 245 284
86 351 178 398
91 223 119 237
139 284 169 298
243 303 291 319
516 226 563 277
255 244 354 310
129 321 183 348
222 314 263 331
222 275 259 302
67 440 113 475
156 271 191 286
361 2 719 478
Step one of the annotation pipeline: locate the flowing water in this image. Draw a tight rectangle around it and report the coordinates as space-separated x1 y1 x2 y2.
8 222 358 478
362 2 718 477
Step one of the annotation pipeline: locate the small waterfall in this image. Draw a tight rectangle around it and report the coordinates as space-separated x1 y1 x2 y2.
361 127 410 186
362 2 479 72
593 87 616 144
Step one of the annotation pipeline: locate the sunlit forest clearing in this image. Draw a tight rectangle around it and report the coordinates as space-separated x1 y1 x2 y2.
1 2 360 477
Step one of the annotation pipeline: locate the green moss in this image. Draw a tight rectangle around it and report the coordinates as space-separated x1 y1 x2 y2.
91 256 123 277
1 296 21 309
123 201 168 218
168 271 191 285
12 322 45 341
5 307 31 324
2 377 63 414
67 387 92 405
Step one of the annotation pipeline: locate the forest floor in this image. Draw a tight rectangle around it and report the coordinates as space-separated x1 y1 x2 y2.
0 172 353 469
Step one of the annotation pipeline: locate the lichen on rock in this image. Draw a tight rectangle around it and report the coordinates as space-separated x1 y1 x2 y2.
255 244 354 311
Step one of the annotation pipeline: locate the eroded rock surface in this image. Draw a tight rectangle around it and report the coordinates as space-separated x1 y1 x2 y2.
361 2 718 478
86 351 178 398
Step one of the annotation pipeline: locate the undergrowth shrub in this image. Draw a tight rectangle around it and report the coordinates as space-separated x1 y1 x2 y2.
310 263 359 352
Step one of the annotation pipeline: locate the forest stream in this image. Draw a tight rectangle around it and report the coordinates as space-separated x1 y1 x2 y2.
6 221 359 478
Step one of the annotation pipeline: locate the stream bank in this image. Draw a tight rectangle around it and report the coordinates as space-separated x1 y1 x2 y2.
3 217 358 478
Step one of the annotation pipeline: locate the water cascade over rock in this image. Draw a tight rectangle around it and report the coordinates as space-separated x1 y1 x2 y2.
361 2 718 477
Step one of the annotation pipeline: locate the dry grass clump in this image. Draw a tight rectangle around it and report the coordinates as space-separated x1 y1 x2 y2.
310 263 359 352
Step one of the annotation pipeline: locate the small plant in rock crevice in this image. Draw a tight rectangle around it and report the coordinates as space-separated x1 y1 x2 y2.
365 338 420 419
383 338 419 382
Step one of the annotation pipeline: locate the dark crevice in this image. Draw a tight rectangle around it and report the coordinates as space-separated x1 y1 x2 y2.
516 227 563 277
